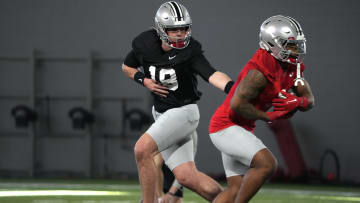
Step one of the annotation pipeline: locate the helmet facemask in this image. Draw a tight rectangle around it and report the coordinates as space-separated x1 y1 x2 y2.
274 37 306 64
156 23 192 49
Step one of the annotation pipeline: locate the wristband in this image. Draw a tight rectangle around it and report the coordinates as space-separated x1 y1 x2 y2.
133 71 145 86
224 81 235 94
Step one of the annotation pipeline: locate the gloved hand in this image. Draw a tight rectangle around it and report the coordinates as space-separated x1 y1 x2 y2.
266 110 289 121
281 109 298 119
272 90 309 112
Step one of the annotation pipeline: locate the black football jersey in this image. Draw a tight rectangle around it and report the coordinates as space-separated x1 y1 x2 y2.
124 29 216 113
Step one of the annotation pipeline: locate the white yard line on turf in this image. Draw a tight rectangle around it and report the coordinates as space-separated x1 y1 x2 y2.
0 183 359 201
32 201 132 203
0 190 129 197
0 182 140 190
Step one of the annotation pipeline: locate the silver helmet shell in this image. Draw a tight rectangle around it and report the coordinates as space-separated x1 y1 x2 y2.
259 15 306 64
154 1 192 49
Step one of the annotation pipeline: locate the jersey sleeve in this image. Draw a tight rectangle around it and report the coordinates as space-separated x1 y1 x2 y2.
123 50 141 68
190 54 217 82
246 49 277 83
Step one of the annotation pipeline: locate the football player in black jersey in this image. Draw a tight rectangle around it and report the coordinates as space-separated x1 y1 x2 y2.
122 2 234 203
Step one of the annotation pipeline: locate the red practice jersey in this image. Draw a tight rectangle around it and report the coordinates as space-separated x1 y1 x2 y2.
209 48 305 133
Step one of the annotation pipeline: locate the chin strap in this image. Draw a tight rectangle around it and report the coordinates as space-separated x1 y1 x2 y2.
294 59 305 86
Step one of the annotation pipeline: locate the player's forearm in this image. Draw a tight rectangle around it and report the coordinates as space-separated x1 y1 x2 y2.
230 99 269 121
208 71 233 92
121 63 138 79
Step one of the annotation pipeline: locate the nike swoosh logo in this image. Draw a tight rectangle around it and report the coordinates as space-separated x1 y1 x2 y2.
169 55 176 60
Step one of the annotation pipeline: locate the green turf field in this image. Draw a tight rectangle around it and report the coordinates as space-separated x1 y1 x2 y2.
0 179 359 202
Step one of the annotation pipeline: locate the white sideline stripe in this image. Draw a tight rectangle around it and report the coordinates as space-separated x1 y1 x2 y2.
0 190 128 197
33 201 131 203
1 183 359 200
0 183 140 190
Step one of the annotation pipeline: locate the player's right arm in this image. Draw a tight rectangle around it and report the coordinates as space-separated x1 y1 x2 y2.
122 50 169 97
122 63 169 97
230 69 287 121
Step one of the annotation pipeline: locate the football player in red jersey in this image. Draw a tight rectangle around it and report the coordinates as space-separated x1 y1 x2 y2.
209 15 315 203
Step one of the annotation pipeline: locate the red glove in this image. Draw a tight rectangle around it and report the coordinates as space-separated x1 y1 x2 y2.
272 91 309 112
280 109 298 119
266 110 289 121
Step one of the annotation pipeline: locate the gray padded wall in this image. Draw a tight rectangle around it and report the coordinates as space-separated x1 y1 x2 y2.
0 0 359 182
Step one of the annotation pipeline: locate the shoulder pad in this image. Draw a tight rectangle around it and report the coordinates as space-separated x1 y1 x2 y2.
249 49 279 81
187 37 203 56
132 29 163 59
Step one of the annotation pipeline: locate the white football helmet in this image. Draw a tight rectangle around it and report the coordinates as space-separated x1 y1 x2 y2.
259 15 306 64
154 1 192 49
